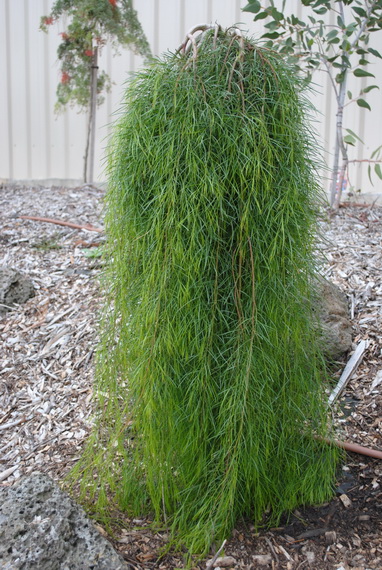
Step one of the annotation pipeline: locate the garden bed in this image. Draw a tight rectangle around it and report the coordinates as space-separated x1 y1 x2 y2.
0 183 381 569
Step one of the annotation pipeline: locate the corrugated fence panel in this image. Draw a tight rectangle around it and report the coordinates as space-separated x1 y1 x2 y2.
0 0 12 179
0 0 381 197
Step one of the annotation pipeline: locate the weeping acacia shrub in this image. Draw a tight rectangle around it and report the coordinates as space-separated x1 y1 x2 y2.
75 26 339 557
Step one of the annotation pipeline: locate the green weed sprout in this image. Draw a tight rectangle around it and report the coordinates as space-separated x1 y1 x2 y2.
73 25 339 558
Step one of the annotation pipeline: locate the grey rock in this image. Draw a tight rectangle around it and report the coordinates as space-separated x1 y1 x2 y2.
0 472 128 570
0 267 34 315
315 275 352 361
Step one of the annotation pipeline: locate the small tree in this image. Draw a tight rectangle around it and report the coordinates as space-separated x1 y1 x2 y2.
41 0 151 182
243 0 382 207
71 25 339 559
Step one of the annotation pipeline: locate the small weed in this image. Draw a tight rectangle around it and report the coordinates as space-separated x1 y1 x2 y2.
32 235 62 251
82 246 104 259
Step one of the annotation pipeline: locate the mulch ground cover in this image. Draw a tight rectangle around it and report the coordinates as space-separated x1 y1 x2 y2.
0 183 381 569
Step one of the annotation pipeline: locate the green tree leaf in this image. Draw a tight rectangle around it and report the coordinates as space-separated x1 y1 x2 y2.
263 32 281 39
254 11 269 21
344 135 356 145
375 164 382 180
326 29 338 41
362 84 379 93
354 68 375 78
243 1 261 14
357 98 371 110
371 144 382 159
345 128 364 144
368 47 382 58
352 6 367 18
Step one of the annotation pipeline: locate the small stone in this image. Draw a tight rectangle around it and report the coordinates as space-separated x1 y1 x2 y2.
213 556 236 567
358 514 370 521
252 554 272 566
339 493 352 508
305 551 315 563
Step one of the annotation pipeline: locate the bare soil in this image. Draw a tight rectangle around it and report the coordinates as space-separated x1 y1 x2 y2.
0 183 381 570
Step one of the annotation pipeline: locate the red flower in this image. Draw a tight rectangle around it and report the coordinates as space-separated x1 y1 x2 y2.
60 32 69 40
108 0 117 7
44 16 54 25
84 49 94 57
61 72 70 84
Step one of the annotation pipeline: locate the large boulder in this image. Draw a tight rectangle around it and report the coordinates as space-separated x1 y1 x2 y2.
0 266 35 315
315 275 352 361
0 473 127 570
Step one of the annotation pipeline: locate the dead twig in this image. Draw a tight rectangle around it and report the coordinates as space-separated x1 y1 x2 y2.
206 539 227 569
20 215 103 233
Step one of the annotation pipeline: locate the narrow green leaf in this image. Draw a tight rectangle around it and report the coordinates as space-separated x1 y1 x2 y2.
362 84 379 93
262 32 281 39
264 20 279 30
368 164 373 185
344 135 356 146
371 144 382 159
326 30 338 41
352 6 367 17
337 15 345 28
270 7 284 21
375 164 382 180
345 128 364 144
357 98 371 110
368 47 382 58
347 90 352 99
353 68 375 78
254 11 269 21
359 58 370 65
243 1 261 14
327 55 339 63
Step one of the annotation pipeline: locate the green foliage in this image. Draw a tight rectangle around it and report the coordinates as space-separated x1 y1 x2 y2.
243 0 382 86
82 246 104 258
243 0 382 203
40 0 151 112
71 28 339 558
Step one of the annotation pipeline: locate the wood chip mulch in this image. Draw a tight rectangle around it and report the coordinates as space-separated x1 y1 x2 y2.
0 184 381 569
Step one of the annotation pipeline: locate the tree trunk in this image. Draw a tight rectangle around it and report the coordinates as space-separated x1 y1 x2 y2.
83 47 98 183
330 71 348 209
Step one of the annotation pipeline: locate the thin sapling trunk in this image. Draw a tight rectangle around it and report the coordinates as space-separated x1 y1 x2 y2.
83 48 98 183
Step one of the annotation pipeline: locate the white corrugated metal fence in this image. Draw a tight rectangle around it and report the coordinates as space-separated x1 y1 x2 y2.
0 0 381 198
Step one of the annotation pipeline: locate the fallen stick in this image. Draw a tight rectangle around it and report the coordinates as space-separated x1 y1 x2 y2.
206 539 227 569
20 215 103 233
332 439 382 460
328 340 368 406
316 435 382 460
